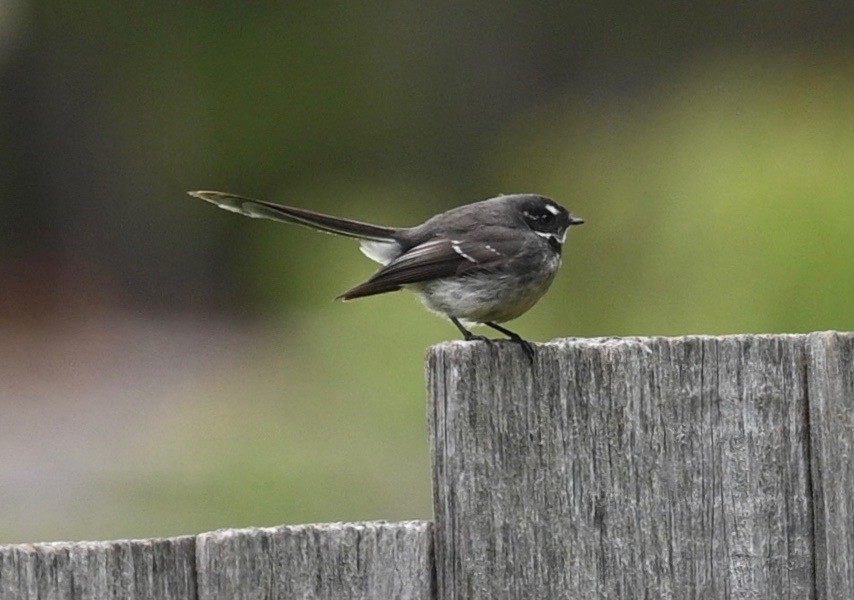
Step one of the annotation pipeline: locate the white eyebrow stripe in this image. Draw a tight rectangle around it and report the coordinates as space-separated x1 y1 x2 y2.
545 204 560 215
452 242 478 263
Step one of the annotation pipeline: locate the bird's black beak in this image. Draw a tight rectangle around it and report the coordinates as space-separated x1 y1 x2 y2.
569 215 585 226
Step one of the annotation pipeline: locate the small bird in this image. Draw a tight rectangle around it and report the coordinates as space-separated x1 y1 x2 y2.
189 191 583 357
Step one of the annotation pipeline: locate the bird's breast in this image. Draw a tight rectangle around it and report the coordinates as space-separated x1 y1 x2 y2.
415 252 561 324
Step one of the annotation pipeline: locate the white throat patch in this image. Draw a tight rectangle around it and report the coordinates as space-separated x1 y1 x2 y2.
535 229 568 245
534 230 556 243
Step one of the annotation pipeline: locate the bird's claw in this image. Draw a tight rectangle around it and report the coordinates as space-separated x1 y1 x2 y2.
463 333 491 343
512 338 536 363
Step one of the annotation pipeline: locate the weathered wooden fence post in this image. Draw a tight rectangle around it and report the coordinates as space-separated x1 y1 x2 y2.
0 522 433 599
2 332 852 599
429 332 854 599
0 537 198 599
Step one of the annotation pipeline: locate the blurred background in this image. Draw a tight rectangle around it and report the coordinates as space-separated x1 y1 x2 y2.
1 1 852 544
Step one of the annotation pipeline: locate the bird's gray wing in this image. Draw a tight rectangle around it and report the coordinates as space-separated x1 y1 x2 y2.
338 235 520 300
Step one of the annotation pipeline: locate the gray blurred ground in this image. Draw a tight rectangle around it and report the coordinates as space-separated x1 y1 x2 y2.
0 313 258 542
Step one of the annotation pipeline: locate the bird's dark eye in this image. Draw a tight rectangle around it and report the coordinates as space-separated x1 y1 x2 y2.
523 208 554 226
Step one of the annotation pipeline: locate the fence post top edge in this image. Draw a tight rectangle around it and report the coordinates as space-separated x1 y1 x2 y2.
427 330 852 358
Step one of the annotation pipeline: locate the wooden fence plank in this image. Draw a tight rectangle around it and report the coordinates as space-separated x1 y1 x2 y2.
808 331 854 599
196 520 433 600
0 536 196 600
429 334 829 599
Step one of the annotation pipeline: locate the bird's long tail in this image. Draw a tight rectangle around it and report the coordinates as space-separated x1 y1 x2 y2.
188 191 399 242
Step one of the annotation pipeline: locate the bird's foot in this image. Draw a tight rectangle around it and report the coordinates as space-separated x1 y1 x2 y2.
451 317 490 344
485 322 536 363
463 332 491 343
507 337 535 363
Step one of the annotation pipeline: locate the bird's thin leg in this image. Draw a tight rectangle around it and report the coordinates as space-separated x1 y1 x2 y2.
483 321 527 341
485 322 535 362
450 317 489 342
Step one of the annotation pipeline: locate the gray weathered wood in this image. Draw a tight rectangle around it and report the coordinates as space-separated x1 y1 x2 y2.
196 520 433 600
0 521 432 600
429 334 854 599
807 332 854 599
3 332 852 599
0 535 196 600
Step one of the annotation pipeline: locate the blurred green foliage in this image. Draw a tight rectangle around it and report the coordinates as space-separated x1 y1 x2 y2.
1 1 852 542
492 57 854 337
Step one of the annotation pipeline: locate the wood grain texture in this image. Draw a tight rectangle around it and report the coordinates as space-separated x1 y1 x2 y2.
196 520 433 600
0 536 196 600
3 332 851 599
807 332 854 599
428 334 854 599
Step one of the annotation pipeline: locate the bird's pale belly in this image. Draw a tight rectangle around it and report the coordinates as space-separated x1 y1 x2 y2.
414 258 560 324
